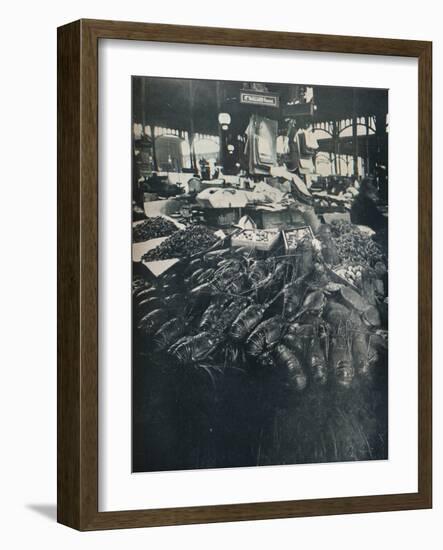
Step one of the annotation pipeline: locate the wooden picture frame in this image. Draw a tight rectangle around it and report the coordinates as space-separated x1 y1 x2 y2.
57 19 432 530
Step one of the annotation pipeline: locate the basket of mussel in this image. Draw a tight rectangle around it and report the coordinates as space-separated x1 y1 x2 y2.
132 216 179 243
141 225 221 263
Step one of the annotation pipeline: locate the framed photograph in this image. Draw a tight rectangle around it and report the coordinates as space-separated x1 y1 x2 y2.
57 19 432 530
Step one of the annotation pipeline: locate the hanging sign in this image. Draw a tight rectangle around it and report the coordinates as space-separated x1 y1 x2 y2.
240 90 280 108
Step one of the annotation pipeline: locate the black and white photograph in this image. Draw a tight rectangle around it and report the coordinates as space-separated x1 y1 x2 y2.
131 76 389 473
0 0 437 541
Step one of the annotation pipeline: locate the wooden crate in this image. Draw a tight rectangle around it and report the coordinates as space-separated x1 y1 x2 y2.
231 228 281 251
282 226 314 253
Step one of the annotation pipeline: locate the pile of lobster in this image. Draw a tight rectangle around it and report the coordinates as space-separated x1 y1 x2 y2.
133 230 388 397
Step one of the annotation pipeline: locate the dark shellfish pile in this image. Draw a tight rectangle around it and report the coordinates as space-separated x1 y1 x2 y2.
330 220 387 269
133 216 178 242
141 225 219 261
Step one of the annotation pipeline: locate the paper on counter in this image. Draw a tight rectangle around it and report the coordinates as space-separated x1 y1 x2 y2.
142 259 179 278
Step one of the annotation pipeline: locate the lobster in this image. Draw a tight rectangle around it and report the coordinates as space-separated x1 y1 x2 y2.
199 295 231 331
184 267 206 287
190 265 246 300
323 301 350 325
246 315 285 357
230 300 273 342
273 343 307 392
254 260 291 294
184 257 203 276
295 290 326 320
351 324 370 378
195 267 216 286
210 267 241 292
281 322 313 361
133 287 158 304
217 297 251 333
138 308 169 336
215 258 244 272
306 331 328 385
169 331 223 364
137 295 162 316
167 334 192 356
273 276 309 319
132 276 150 294
154 317 186 350
232 245 255 259
247 259 270 286
317 319 330 361
339 286 370 313
361 305 381 328
203 248 230 265
328 327 354 388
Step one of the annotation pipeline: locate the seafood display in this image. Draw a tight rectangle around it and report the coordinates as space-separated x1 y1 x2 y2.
133 224 388 471
330 220 387 269
132 216 178 242
141 225 219 261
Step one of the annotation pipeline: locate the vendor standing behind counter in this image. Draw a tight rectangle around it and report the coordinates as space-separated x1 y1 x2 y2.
350 177 388 232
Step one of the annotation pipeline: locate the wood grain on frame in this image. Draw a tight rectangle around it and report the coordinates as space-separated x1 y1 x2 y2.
57 19 432 530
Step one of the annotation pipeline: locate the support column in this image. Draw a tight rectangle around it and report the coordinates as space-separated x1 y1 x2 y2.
150 125 158 172
365 115 370 178
188 80 197 172
332 120 339 174
216 81 224 172
352 90 359 177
